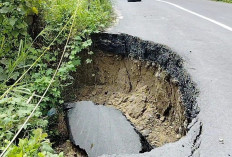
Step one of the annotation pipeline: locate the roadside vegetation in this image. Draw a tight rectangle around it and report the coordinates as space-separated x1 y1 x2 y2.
0 0 113 156
214 0 232 3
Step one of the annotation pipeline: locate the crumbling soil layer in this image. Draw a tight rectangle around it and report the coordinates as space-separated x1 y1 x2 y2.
91 33 199 120
54 113 88 157
73 51 187 147
56 140 87 157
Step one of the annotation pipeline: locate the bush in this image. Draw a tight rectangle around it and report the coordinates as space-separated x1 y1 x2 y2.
6 128 63 157
0 0 113 155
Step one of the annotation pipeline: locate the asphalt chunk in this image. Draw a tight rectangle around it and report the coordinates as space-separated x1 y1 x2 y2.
67 101 144 157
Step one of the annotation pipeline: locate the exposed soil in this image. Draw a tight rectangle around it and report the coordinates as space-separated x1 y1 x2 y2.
70 51 187 147
56 140 87 157
55 113 88 157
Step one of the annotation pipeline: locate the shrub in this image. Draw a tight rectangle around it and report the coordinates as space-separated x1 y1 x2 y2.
0 0 113 155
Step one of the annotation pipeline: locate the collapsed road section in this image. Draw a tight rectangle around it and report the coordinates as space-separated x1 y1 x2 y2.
64 33 200 156
90 33 199 120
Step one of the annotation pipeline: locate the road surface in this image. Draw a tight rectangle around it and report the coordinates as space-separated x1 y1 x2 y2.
104 0 232 156
67 101 147 157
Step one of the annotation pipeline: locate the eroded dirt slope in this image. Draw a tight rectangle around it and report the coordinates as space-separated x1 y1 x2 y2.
72 51 187 147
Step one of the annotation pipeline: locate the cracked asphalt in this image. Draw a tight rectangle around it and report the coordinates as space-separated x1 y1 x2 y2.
103 0 232 156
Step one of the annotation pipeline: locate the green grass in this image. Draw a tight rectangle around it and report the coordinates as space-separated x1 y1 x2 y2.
214 0 232 3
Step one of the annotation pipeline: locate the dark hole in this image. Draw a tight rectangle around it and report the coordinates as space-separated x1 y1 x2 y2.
163 105 172 117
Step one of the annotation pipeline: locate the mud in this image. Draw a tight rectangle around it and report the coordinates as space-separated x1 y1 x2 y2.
71 51 187 147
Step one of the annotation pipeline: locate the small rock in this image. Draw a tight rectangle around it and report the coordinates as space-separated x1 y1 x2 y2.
171 78 179 84
179 126 183 134
137 126 144 131
142 96 147 101
175 127 179 133
92 91 97 95
128 96 136 102
219 138 224 144
148 114 153 118
176 134 181 139
47 108 57 116
184 120 188 128
122 97 129 102
106 53 114 57
156 113 161 119
133 60 138 64
160 116 165 122
141 129 150 137
145 61 151 68
155 72 161 79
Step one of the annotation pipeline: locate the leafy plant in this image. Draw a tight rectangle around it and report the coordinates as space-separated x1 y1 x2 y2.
0 0 113 155
6 128 63 157
0 95 47 151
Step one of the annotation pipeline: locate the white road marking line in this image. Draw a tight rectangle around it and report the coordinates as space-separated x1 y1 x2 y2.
156 0 232 32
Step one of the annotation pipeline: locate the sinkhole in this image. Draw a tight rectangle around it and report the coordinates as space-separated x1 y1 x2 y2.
63 33 199 157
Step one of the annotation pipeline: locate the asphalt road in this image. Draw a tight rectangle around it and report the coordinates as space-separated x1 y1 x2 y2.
67 101 142 157
106 0 232 156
